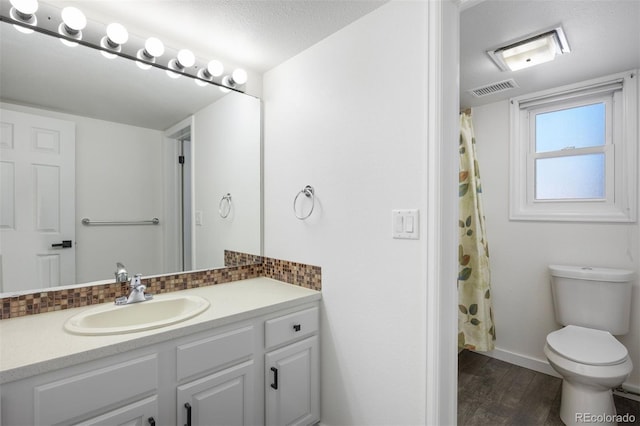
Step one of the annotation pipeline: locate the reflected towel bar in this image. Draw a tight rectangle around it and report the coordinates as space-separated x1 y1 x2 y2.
81 218 160 226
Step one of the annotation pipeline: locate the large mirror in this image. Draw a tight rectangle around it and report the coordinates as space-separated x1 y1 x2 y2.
0 18 262 295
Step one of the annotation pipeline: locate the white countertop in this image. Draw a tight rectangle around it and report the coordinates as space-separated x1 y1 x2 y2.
0 278 321 384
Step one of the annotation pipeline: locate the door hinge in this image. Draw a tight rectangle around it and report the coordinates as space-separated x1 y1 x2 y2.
178 155 185 164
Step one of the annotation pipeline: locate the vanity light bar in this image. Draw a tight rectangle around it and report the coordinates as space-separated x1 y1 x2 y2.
0 1 249 92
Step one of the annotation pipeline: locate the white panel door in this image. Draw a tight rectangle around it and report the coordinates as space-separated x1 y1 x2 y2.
0 108 75 292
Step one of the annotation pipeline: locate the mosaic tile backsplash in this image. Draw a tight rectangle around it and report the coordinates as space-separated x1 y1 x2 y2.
0 252 321 320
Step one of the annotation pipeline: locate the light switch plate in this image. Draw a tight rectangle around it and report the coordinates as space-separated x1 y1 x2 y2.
392 209 419 239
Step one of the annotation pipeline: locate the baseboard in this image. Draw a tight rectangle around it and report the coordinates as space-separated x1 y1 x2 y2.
482 347 640 401
615 383 640 402
483 347 560 377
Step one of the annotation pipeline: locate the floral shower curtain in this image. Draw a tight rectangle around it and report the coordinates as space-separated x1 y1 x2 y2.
458 112 495 352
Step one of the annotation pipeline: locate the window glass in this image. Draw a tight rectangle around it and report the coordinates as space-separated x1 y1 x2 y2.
535 153 605 200
535 103 605 153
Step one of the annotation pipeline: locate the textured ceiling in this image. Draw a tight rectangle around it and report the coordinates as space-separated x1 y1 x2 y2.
460 0 640 109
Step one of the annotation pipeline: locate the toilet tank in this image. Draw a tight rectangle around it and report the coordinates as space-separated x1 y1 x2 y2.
549 265 635 335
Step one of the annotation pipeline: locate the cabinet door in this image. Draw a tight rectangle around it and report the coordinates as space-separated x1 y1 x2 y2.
73 396 158 426
177 360 255 426
265 336 319 426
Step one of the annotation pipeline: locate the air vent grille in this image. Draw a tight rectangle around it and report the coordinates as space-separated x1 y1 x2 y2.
469 79 519 97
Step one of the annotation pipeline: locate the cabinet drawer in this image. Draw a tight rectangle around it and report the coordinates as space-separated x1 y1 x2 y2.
34 354 158 425
265 307 318 349
177 325 254 381
73 395 158 426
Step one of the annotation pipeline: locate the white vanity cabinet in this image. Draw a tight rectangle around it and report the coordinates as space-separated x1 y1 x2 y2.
264 307 320 426
0 297 320 426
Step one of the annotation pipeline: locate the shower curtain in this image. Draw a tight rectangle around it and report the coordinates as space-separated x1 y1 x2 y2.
458 112 495 352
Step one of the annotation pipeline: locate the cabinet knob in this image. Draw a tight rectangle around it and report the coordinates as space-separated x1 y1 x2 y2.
293 324 302 332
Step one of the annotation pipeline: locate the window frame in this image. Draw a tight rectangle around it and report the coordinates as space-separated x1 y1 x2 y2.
509 70 638 222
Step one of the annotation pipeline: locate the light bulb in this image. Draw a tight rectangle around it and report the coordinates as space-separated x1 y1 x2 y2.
10 0 38 15
231 68 248 85
196 60 224 86
61 7 86 32
59 6 86 46
100 23 128 59
167 49 195 79
206 60 224 77
177 49 195 68
9 0 38 33
144 37 165 58
222 69 248 89
136 38 164 70
106 23 128 45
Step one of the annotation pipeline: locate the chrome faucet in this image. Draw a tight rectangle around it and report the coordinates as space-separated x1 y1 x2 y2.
115 273 153 305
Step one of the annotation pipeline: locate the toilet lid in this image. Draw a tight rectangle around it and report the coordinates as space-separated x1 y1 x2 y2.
546 325 628 366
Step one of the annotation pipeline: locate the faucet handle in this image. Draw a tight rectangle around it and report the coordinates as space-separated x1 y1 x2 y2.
130 274 143 288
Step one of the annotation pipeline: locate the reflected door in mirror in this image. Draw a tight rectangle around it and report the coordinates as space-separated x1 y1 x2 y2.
0 109 76 292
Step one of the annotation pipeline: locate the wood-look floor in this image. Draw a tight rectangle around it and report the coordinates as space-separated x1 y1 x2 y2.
458 350 640 426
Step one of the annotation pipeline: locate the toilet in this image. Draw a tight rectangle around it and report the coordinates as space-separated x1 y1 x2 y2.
544 265 635 426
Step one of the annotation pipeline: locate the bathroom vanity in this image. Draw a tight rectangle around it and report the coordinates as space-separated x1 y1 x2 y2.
0 278 321 426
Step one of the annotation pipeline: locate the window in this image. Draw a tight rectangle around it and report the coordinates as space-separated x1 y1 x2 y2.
509 70 638 222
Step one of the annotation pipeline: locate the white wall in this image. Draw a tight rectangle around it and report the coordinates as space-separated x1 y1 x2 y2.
193 92 262 268
75 118 164 282
0 103 164 284
472 99 640 390
263 2 431 424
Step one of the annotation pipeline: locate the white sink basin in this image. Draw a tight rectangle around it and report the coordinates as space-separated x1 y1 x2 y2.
64 295 210 335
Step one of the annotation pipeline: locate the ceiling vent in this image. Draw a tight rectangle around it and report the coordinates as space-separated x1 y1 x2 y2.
469 79 519 97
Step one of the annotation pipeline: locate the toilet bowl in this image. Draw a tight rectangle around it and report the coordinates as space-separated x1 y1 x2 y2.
544 265 635 426
544 325 633 426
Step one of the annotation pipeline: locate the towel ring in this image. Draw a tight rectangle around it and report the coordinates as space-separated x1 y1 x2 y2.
293 185 315 220
219 193 232 218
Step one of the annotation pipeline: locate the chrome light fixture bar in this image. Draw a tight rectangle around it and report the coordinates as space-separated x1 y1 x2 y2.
487 26 571 72
0 1 249 93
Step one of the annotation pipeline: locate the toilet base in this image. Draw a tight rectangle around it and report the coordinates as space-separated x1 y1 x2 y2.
560 379 616 426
